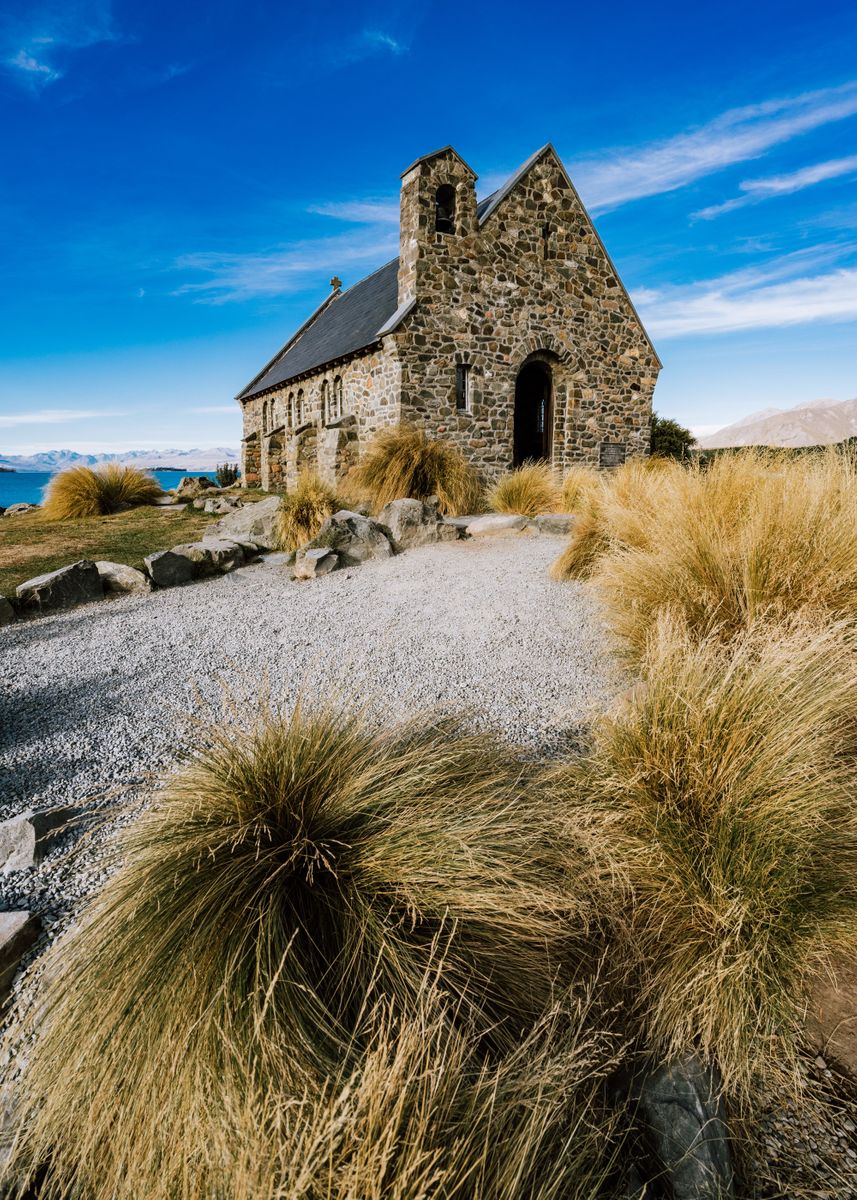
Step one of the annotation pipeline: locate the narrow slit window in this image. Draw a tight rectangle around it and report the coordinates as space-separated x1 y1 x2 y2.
321 380 330 424
435 184 456 235
455 364 471 412
333 375 343 420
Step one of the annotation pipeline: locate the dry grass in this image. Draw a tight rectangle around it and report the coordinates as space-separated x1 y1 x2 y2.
42 463 163 520
487 463 562 516
351 425 482 515
4 704 613 1198
554 616 857 1097
561 465 601 514
275 471 341 551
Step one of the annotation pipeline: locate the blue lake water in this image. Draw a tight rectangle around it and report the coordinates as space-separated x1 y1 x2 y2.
0 469 214 509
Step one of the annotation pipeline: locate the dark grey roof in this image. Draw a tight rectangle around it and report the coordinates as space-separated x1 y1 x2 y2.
237 259 400 400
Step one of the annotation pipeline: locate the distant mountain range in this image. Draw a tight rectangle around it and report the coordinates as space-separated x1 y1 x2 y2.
0 448 239 473
698 398 857 449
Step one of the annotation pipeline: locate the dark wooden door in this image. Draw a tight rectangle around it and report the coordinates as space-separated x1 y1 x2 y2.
513 362 552 466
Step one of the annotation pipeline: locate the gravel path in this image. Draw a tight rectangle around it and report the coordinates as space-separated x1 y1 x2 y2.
0 535 620 911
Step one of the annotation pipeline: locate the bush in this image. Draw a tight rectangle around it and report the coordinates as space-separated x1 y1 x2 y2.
275 472 340 550
650 412 696 460
6 705 600 1197
561 465 601 514
42 463 163 520
215 462 240 488
555 617 857 1095
351 426 481 515
587 449 857 661
487 462 562 516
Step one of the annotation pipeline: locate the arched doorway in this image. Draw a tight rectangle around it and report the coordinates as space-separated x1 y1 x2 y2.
513 361 552 466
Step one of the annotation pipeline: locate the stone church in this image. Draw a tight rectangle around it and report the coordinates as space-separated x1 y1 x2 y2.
236 143 660 490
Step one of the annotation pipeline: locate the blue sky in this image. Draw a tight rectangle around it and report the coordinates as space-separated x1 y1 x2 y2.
1 0 856 453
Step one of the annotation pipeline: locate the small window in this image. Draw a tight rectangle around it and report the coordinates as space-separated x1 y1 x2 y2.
435 184 456 235
321 380 330 423
262 398 270 434
455 364 471 412
333 375 343 420
295 389 304 426
287 392 295 429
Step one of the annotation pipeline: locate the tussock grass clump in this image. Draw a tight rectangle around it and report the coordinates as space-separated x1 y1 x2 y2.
561 465 601 514
557 617 857 1096
6 705 606 1198
42 463 163 520
352 425 481 515
275 471 340 550
487 462 562 516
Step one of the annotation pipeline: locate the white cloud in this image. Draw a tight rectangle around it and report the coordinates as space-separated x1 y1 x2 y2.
1 0 116 91
694 154 857 219
310 199 400 224
570 82 857 213
635 249 857 337
174 230 399 304
190 405 237 414
0 407 125 427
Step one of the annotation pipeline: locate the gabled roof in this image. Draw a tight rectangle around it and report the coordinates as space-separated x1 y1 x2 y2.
237 144 660 401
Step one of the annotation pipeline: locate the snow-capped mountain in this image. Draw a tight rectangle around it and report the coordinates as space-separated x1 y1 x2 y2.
698 398 857 449
0 448 239 473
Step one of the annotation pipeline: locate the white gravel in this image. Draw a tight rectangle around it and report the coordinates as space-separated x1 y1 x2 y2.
0 534 620 919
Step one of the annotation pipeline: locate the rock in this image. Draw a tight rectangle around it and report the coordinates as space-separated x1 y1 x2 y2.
95 561 151 595
806 954 857 1079
15 560 103 614
443 515 480 534
144 549 195 588
309 510 394 566
174 475 215 499
294 547 340 580
0 597 14 627
214 495 282 550
168 540 245 578
527 513 576 536
638 1055 734 1199
3 503 37 516
0 806 80 875
378 498 460 551
0 912 41 1007
466 514 529 537
203 496 241 515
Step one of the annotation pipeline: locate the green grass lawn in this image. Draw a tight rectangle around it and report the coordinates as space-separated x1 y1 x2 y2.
0 505 219 598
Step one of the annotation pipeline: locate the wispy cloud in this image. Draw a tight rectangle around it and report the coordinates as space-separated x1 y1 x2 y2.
694 154 857 219
636 247 857 337
0 407 125 427
572 82 857 212
174 229 398 304
333 27 407 67
1 0 117 91
310 199 400 224
190 405 237 414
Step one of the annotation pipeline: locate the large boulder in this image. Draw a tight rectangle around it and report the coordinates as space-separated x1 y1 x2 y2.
0 806 80 875
0 912 41 1007
174 475 215 499
214 495 282 551
0 597 14 627
165 540 245 579
144 549 195 588
15 560 103 614
294 547 339 580
466 514 529 537
377 498 459 551
308 510 394 566
527 513 576 537
3 503 37 517
95 561 151 596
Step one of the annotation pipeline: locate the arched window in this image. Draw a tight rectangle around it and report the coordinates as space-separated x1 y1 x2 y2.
262 399 269 434
296 388 304 426
321 380 330 424
434 184 456 235
287 392 294 428
333 375 343 421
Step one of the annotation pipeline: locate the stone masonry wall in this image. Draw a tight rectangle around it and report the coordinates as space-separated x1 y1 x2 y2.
392 147 658 483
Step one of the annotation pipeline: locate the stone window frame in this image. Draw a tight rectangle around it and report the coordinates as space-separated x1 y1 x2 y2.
434 182 456 236
333 375 344 421
287 391 295 430
452 354 477 415
295 388 305 427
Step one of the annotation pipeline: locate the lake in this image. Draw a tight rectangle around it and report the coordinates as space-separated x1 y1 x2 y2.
0 470 215 509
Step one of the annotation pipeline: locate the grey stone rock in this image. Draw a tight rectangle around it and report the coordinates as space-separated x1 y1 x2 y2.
638 1055 734 1199
442 514 480 533
294 547 340 580
15 560 103 613
378 498 459 551
0 597 14 627
466 513 529 537
527 513 576 536
310 510 394 566
95 561 151 595
203 496 241 515
0 912 40 1007
199 539 245 574
144 549 195 588
214 495 282 550
3 503 37 516
0 806 80 874
174 475 215 498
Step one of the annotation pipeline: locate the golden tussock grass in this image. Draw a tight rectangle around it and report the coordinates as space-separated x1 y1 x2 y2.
487 463 562 516
4 704 617 1198
351 426 482 515
42 463 163 520
275 471 341 550
561 465 602 514
552 616 857 1097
